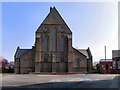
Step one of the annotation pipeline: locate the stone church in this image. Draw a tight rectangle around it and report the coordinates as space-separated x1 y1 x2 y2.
14 7 93 74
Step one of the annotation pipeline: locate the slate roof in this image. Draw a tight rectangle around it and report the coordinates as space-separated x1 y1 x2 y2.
36 7 72 34
77 48 92 59
41 6 66 25
14 47 30 58
72 47 87 57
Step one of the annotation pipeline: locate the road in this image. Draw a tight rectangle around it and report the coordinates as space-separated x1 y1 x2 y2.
1 74 120 88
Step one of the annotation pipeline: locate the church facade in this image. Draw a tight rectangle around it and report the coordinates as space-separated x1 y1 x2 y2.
14 7 93 74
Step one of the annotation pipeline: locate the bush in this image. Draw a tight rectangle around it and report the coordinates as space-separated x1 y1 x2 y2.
92 64 101 73
92 68 97 73
1 67 14 73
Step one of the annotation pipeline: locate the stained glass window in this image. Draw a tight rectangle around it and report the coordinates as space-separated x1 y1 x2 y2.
52 29 56 52
73 59 80 68
76 60 80 68
44 36 48 52
44 27 47 31
61 36 64 52
60 27 64 32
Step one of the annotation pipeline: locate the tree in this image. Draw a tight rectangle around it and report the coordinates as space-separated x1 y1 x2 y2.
0 56 9 68
96 63 100 73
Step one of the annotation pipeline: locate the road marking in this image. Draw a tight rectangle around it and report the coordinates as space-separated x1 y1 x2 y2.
50 78 92 83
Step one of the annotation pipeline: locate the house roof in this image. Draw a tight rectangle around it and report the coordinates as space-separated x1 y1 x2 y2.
14 47 30 58
77 48 92 58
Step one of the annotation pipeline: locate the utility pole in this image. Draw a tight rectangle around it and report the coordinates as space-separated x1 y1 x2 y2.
105 46 106 61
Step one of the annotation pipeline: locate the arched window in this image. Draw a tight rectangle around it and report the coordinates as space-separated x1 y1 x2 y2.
61 36 64 52
76 60 80 68
52 29 56 52
44 27 48 31
73 59 80 68
44 36 48 52
60 27 64 32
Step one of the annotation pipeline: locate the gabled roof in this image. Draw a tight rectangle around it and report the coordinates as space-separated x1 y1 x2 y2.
72 47 87 58
14 47 30 58
41 7 67 25
87 47 92 58
77 47 92 59
78 49 88 58
36 7 72 33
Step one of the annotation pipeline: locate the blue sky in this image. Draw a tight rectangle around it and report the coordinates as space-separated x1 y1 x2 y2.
2 2 118 62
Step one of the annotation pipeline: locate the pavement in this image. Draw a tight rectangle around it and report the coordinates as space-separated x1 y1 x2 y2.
0 74 120 88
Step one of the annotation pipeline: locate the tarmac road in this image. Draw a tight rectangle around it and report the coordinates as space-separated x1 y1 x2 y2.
1 74 120 88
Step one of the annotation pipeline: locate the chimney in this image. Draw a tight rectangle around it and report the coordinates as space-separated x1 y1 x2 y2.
50 7 52 12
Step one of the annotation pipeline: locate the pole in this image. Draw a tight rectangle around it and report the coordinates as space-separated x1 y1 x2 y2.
105 46 106 61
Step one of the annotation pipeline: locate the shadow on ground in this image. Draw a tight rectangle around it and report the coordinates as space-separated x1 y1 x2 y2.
2 76 120 90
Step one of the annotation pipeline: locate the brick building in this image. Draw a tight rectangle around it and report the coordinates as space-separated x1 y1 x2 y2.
14 7 93 74
112 50 120 73
100 59 113 74
100 50 120 74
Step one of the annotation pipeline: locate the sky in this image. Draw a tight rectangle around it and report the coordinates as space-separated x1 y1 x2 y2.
2 2 118 63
